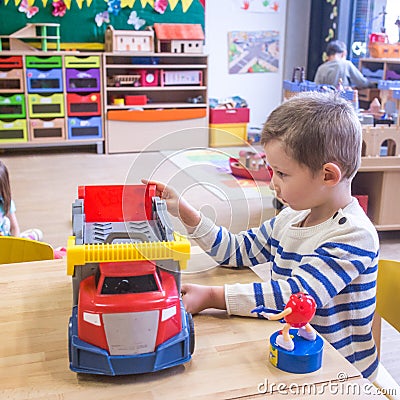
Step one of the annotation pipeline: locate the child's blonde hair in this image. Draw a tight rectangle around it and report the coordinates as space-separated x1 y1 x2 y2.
0 160 12 214
261 91 362 179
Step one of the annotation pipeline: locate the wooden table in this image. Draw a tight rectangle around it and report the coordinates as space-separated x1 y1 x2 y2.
1 250 367 400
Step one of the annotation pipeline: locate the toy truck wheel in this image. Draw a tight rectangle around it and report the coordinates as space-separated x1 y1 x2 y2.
188 312 195 355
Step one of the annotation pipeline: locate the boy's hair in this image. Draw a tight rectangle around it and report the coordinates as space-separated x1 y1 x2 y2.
261 91 362 179
0 160 12 215
326 40 347 56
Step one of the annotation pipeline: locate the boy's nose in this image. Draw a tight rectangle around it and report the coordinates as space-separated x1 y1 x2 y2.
269 180 275 191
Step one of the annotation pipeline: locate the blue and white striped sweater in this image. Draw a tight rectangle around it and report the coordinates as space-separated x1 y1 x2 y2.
190 198 379 380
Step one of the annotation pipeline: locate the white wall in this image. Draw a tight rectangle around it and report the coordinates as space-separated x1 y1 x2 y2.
204 0 287 128
204 0 312 129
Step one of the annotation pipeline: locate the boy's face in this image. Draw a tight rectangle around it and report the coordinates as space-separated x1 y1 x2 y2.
264 140 325 211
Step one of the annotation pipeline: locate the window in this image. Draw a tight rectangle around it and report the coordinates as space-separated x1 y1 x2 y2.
101 274 159 294
385 0 399 43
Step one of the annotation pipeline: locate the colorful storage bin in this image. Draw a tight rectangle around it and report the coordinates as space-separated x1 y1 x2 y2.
30 118 65 141
28 93 65 118
0 56 23 69
27 68 63 93
64 56 100 69
209 123 248 147
0 118 27 143
25 55 62 69
67 93 101 116
66 69 101 92
67 116 102 140
0 94 26 119
0 69 24 93
209 108 250 124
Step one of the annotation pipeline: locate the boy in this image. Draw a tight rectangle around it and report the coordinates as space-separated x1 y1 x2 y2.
314 40 373 89
143 91 379 380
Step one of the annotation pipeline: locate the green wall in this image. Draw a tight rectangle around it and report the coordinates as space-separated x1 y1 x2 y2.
0 1 205 47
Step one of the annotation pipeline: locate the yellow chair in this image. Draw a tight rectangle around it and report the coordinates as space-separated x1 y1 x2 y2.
372 259 400 399
0 236 54 264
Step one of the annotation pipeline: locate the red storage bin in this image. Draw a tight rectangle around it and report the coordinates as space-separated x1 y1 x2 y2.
209 108 250 124
0 56 23 69
67 92 101 116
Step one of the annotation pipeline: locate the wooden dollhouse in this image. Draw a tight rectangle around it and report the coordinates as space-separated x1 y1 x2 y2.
105 26 154 53
153 23 204 54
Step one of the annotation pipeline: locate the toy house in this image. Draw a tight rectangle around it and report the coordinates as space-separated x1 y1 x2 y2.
105 26 154 53
153 23 204 54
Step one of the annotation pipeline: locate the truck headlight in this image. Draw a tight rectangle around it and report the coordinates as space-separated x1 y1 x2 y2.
161 306 177 321
83 312 101 326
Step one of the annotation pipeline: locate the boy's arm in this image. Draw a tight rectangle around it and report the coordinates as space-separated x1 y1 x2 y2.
190 213 275 268
225 225 379 316
347 61 371 89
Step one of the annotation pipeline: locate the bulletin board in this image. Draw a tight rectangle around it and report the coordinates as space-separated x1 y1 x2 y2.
0 0 205 50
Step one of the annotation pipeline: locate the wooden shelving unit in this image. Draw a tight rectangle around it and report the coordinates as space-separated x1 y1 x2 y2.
103 52 209 153
354 156 400 231
0 51 104 153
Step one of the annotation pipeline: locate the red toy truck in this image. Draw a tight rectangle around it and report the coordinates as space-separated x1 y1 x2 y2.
67 184 194 375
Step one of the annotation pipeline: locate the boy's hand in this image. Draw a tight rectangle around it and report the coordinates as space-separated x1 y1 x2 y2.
141 179 201 229
181 284 226 314
141 179 180 217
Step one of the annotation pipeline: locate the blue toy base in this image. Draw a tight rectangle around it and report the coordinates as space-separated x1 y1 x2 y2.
269 329 324 374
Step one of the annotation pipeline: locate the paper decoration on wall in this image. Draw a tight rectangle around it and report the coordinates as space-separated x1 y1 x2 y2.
154 0 168 14
107 0 121 15
127 10 145 29
228 31 279 74
52 0 67 17
18 0 39 17
238 0 280 13
5 0 201 11
95 10 109 27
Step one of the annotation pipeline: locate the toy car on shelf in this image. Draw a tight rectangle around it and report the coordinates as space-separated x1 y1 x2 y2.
67 184 194 376
107 74 140 87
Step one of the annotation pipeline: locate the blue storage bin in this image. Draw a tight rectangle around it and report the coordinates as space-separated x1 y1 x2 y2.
283 80 318 92
68 116 102 140
378 80 400 90
361 67 384 80
27 68 63 93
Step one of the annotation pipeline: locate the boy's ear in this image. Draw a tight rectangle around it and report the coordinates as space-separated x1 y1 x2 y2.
322 162 342 185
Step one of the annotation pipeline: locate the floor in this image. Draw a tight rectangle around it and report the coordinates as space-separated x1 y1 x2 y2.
1 147 399 384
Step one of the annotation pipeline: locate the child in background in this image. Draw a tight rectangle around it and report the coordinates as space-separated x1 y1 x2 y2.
0 160 43 241
314 40 374 89
143 91 380 381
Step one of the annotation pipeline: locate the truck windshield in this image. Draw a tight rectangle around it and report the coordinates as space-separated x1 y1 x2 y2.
101 274 158 294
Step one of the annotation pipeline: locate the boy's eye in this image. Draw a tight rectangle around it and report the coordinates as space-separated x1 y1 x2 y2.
275 171 287 178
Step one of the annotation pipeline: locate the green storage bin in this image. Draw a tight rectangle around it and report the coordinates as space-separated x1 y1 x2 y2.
26 56 62 69
65 56 100 68
0 94 26 119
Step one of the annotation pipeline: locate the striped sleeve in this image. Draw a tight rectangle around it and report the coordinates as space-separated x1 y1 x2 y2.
189 213 275 267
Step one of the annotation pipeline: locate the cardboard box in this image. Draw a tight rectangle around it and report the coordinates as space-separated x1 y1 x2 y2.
209 107 249 124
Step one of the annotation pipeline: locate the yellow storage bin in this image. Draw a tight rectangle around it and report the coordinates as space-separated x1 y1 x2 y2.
0 118 27 143
209 123 248 147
